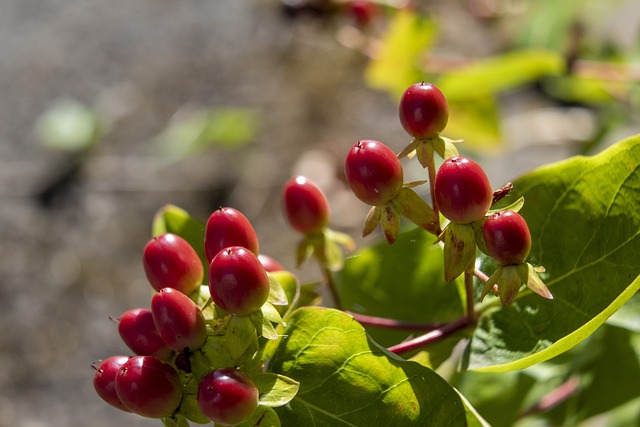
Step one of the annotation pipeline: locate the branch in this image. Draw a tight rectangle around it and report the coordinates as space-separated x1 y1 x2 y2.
347 311 445 331
518 376 580 418
387 315 473 355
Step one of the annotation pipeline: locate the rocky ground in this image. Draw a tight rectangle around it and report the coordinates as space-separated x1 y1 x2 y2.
0 1 638 426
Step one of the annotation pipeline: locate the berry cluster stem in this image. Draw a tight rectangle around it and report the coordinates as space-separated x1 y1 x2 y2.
427 156 442 235
321 265 342 310
464 266 476 323
386 315 472 355
346 312 444 331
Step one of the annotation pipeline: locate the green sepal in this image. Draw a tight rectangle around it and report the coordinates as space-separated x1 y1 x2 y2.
488 196 525 214
380 204 401 244
433 135 461 160
326 229 356 252
295 238 313 267
497 265 523 306
225 315 256 360
269 271 300 318
443 222 477 282
249 310 279 340
397 138 420 159
235 406 281 427
472 218 489 256
522 262 553 300
480 265 502 302
267 273 288 306
362 206 382 238
254 373 300 408
392 187 439 234
416 138 435 168
403 179 429 189
262 302 286 327
314 233 345 271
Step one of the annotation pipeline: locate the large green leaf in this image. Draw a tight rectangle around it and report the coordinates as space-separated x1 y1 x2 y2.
268 307 473 426
334 227 464 347
467 134 640 371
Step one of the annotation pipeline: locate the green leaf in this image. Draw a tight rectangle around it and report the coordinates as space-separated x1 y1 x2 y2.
254 373 300 408
236 406 281 427
250 310 279 341
152 204 208 275
268 274 288 306
225 316 256 360
335 227 464 347
467 135 640 371
268 307 472 426
364 9 437 98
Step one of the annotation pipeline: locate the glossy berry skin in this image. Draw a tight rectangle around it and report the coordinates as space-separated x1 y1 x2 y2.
205 207 259 262
434 156 492 224
483 210 532 265
115 356 182 418
282 176 330 234
209 246 270 316
344 140 403 206
258 254 285 272
118 309 173 360
151 288 207 352
197 368 259 426
143 233 203 295
399 82 449 139
93 356 131 412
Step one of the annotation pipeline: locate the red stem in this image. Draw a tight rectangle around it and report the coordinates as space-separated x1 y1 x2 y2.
347 312 444 331
387 315 472 355
519 376 580 418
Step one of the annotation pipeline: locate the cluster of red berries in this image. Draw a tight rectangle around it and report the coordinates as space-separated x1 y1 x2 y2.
93 208 291 425
343 82 550 304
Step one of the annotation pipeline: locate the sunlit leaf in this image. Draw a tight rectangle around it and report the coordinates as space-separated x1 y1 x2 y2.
268 307 475 426
467 134 640 372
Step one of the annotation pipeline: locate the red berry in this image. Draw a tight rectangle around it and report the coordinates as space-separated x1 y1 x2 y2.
115 355 182 418
197 368 259 426
143 233 203 295
118 309 173 359
93 356 131 412
258 254 285 272
282 176 330 234
208 246 270 316
205 207 259 262
348 0 378 28
483 210 532 265
344 140 403 206
151 288 207 352
434 156 492 224
399 82 449 139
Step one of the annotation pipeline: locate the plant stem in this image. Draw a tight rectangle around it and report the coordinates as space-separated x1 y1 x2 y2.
387 315 472 355
464 266 476 323
474 268 489 282
320 264 342 310
427 155 442 236
346 312 444 331
518 376 580 418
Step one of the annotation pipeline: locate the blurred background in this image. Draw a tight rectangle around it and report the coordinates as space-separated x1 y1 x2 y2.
1 1 639 426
